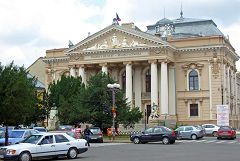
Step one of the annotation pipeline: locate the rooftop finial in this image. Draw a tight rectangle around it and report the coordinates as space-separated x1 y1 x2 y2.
180 2 183 19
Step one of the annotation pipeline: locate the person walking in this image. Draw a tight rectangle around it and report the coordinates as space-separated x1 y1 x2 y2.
83 125 93 146
75 124 82 139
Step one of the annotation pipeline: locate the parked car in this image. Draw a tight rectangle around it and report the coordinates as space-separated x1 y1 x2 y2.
202 124 219 136
57 125 73 131
0 132 88 161
175 126 205 140
0 129 39 146
33 127 48 132
51 131 78 139
217 126 236 140
0 126 16 131
194 125 206 136
88 127 103 143
130 126 176 144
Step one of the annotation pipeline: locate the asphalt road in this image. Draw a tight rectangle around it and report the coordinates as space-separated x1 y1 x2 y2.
64 137 240 161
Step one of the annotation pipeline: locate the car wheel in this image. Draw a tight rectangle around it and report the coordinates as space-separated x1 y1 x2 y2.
212 131 217 137
19 152 32 161
133 137 140 144
191 134 197 140
162 137 170 145
217 137 221 140
67 148 78 159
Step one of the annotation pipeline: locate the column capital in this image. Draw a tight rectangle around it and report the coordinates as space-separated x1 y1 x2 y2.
99 63 108 67
148 59 158 64
123 61 132 65
158 58 171 63
68 64 76 68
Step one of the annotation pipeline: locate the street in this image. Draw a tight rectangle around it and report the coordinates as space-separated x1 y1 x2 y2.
56 137 240 161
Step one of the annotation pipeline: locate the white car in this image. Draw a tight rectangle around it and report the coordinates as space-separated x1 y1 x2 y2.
202 124 220 136
0 132 88 161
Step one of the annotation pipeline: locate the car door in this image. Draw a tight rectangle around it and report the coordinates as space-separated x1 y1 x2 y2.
54 134 72 155
176 127 185 138
35 135 56 157
204 125 214 134
141 128 154 142
183 126 193 139
152 127 164 141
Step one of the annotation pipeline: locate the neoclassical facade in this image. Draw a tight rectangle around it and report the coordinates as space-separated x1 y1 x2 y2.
42 16 240 127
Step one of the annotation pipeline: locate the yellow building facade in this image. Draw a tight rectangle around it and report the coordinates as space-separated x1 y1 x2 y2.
40 17 240 128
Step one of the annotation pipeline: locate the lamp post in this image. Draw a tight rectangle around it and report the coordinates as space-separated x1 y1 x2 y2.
107 83 120 141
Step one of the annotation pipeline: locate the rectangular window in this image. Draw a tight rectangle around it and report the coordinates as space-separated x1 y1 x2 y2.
190 104 198 116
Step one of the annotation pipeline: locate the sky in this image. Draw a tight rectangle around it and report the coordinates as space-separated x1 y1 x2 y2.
0 0 240 69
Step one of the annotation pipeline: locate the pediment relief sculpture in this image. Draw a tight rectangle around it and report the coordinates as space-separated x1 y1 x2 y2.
83 34 148 51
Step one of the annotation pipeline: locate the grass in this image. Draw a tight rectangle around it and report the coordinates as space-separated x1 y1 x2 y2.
103 134 130 140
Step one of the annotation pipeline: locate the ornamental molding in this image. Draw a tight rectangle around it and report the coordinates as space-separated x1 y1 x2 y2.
182 62 204 76
42 56 69 63
210 52 221 78
65 24 170 54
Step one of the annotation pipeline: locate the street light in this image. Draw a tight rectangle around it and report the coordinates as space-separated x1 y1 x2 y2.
107 83 120 141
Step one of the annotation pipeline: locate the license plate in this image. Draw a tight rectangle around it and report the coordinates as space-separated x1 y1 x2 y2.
0 155 4 159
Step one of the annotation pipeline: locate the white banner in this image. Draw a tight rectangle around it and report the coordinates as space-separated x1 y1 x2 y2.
216 105 229 126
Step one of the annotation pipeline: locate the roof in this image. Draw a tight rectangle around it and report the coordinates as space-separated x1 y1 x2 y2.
27 73 45 89
146 17 223 38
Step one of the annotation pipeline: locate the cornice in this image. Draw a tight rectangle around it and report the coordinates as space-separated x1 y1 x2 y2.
42 56 69 63
66 45 175 56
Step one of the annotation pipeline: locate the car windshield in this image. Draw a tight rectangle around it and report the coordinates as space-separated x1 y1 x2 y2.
220 126 231 130
22 135 43 144
90 128 100 134
34 128 47 132
163 127 172 132
8 131 24 138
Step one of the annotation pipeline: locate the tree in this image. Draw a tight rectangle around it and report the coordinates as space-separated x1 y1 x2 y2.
0 62 38 145
48 75 87 125
85 73 143 130
47 73 143 130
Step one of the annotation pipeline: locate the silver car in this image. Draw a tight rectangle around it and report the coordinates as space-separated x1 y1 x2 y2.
175 126 205 140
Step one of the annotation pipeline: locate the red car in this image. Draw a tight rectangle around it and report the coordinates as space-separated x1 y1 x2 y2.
217 126 236 140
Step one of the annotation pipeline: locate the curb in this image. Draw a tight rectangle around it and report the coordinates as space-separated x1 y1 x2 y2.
104 140 131 143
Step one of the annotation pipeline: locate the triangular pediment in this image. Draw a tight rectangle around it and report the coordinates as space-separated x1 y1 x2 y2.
65 24 169 54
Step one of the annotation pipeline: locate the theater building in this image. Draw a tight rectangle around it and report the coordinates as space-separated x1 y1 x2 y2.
40 15 240 127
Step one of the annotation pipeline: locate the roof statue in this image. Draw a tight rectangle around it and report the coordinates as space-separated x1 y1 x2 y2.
68 40 74 48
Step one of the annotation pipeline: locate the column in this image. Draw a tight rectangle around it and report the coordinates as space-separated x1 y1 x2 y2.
70 66 76 77
150 60 158 107
160 61 168 115
134 66 142 110
125 62 132 104
100 63 108 74
209 62 212 119
168 65 176 115
223 64 226 104
79 65 86 84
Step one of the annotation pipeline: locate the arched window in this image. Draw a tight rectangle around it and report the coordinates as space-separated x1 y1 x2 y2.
189 69 199 91
146 69 151 92
122 71 126 91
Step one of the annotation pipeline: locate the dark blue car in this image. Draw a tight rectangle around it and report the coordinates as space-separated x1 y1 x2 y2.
0 129 39 146
130 126 176 144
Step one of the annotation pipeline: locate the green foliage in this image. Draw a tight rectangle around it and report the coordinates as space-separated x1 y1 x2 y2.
47 72 143 128
0 62 38 126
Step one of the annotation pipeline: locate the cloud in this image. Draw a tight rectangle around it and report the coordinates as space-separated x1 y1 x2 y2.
0 0 239 69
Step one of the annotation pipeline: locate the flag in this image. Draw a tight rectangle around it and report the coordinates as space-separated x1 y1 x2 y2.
116 13 121 21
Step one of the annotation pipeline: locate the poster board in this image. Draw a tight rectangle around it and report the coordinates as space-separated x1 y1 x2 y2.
216 105 229 126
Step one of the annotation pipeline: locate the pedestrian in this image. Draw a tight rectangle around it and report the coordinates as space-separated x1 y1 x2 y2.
107 127 112 141
75 124 82 139
83 125 93 146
